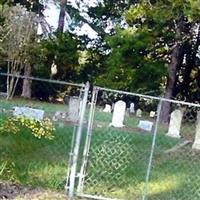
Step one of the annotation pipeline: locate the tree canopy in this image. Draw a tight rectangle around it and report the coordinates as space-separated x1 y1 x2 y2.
0 0 199 108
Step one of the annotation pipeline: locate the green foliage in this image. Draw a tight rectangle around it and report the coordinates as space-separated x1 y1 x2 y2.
77 49 108 83
29 32 80 100
97 27 166 92
37 32 79 81
99 0 200 101
0 116 55 140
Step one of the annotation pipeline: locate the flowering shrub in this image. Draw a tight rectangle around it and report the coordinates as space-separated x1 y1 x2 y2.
0 116 55 139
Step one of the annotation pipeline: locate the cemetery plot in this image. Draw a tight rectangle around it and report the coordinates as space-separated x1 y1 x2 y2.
75 89 200 200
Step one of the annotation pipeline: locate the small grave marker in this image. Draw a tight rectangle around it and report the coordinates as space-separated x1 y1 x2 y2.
166 109 183 138
68 96 80 122
138 120 154 132
136 109 142 117
129 103 135 114
13 107 44 121
149 111 156 118
103 104 112 113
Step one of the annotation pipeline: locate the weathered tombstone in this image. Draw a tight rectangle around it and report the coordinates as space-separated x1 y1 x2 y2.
150 111 156 118
166 109 183 138
192 112 200 150
110 100 126 127
103 104 112 113
138 120 154 132
129 103 135 114
13 107 44 121
68 96 80 122
52 111 62 121
136 108 142 117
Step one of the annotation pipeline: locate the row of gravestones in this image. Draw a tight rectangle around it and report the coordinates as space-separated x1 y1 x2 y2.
12 96 82 124
103 102 156 118
108 100 154 131
11 98 200 150
105 100 200 150
166 109 200 150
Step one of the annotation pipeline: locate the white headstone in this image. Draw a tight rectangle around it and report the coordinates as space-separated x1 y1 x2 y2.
166 109 183 138
150 111 156 118
130 103 135 114
13 107 44 121
110 100 126 127
138 120 154 132
136 109 142 117
68 96 80 122
103 104 112 113
192 112 200 150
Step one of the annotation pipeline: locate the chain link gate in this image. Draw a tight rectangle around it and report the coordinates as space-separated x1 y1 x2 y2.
67 86 162 200
67 86 200 200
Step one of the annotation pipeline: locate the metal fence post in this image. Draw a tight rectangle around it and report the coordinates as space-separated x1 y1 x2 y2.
142 99 163 200
67 82 90 199
77 86 99 194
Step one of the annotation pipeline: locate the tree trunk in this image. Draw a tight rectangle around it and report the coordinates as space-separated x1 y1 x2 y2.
6 60 20 100
57 0 66 33
21 64 32 99
180 24 200 101
160 19 185 123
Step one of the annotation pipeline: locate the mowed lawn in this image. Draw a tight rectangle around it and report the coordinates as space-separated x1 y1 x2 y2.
0 97 200 200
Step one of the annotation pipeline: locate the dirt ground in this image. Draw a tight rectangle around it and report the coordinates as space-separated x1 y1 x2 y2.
0 181 69 200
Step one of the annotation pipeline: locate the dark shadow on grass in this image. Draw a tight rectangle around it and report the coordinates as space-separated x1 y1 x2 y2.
0 124 73 190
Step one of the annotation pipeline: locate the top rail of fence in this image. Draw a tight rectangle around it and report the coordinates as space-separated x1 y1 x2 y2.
95 86 200 108
1 72 199 108
0 72 85 88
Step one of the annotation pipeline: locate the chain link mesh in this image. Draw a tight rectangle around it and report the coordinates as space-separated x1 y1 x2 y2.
80 90 159 199
0 80 84 193
1 77 200 200
149 103 200 200
80 89 200 200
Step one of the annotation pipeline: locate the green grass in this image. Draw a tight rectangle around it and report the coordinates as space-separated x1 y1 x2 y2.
83 126 200 200
0 97 199 200
0 96 67 113
0 123 73 190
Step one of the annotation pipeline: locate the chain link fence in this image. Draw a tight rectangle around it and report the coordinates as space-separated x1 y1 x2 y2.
149 102 200 200
0 73 87 195
1 73 200 200
73 87 200 200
